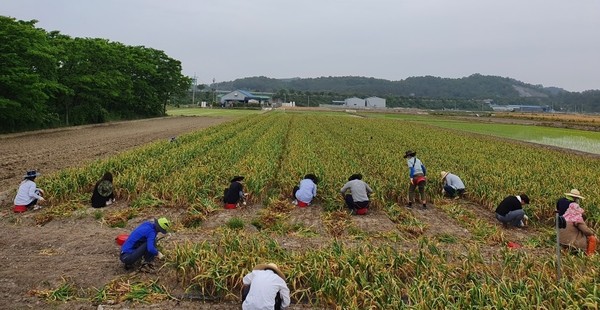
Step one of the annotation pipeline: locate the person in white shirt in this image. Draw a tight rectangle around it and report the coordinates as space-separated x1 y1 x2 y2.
440 171 466 199
292 174 318 207
242 263 290 310
13 170 45 212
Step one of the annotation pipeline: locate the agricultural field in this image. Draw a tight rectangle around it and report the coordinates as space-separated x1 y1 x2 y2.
365 112 600 155
1 111 599 309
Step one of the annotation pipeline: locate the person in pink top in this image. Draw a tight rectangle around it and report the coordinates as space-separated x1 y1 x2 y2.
559 202 597 256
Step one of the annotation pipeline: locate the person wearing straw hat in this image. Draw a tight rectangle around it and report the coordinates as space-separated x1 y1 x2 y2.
559 202 597 256
440 171 465 199
242 263 290 310
120 217 171 272
403 150 427 209
223 176 248 209
495 194 530 228
292 174 319 207
13 170 45 213
340 173 373 215
556 189 584 216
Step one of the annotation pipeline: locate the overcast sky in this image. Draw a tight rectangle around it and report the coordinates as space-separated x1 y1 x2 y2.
2 0 599 91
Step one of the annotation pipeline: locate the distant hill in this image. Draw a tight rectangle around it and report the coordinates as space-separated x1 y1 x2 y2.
211 74 600 112
213 74 565 99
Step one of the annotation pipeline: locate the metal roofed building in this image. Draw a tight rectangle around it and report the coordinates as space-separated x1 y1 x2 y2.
220 90 270 105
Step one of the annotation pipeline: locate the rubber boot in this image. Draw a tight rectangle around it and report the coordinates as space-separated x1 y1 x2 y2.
586 235 597 256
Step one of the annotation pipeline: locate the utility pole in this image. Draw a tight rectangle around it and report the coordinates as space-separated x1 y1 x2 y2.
213 78 217 106
192 73 197 105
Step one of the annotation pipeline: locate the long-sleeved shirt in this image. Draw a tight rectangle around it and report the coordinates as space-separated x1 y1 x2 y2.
224 181 244 204
13 180 42 205
121 221 159 256
495 196 523 216
243 270 290 310
406 157 426 177
340 179 373 202
295 179 317 203
443 173 465 190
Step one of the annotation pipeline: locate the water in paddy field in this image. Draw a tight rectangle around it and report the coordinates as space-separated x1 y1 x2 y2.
529 136 600 155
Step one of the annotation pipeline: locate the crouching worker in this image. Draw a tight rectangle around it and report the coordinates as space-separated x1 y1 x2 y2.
340 173 373 215
13 170 45 213
495 194 530 228
559 202 597 256
292 174 318 207
120 217 171 271
440 171 465 199
91 172 115 208
242 263 290 310
224 176 247 209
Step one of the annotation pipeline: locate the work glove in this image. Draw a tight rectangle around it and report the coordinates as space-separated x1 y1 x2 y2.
157 252 165 260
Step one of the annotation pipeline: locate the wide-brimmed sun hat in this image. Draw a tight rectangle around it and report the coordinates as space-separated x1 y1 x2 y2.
230 176 245 183
403 150 416 158
440 171 449 180
565 189 584 200
253 263 285 280
24 170 41 178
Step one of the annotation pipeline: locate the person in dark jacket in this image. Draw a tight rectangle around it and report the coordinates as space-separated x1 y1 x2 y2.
224 176 247 209
120 217 171 271
556 189 584 216
340 173 373 215
91 172 115 208
495 194 530 228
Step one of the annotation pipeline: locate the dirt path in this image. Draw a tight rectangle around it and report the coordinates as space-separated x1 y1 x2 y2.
0 116 229 205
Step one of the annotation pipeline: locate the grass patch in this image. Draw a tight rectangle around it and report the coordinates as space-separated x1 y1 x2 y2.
226 217 244 230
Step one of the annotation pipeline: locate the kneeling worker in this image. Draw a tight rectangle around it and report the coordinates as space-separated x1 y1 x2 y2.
340 173 373 215
440 171 465 199
120 217 171 271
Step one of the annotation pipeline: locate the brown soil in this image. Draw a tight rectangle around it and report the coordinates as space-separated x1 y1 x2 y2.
0 116 549 309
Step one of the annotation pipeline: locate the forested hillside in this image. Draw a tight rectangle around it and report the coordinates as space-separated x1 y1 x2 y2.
0 16 190 133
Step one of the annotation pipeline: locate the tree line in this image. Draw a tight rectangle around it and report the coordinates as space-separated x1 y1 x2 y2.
0 16 191 133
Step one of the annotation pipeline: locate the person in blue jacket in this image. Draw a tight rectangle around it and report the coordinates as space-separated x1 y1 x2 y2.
120 217 171 271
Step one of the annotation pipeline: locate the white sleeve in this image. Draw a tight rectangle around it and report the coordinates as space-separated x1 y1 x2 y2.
28 182 42 199
278 280 291 308
242 272 254 285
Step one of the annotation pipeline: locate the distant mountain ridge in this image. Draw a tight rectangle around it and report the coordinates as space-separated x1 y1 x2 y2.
213 74 567 99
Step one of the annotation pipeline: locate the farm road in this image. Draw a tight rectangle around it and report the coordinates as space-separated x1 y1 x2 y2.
0 116 230 205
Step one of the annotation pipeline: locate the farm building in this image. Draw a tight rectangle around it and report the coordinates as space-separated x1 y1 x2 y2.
365 97 386 108
344 97 365 107
220 90 270 105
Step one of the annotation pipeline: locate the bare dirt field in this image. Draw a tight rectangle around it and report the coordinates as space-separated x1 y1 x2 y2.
0 116 549 310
